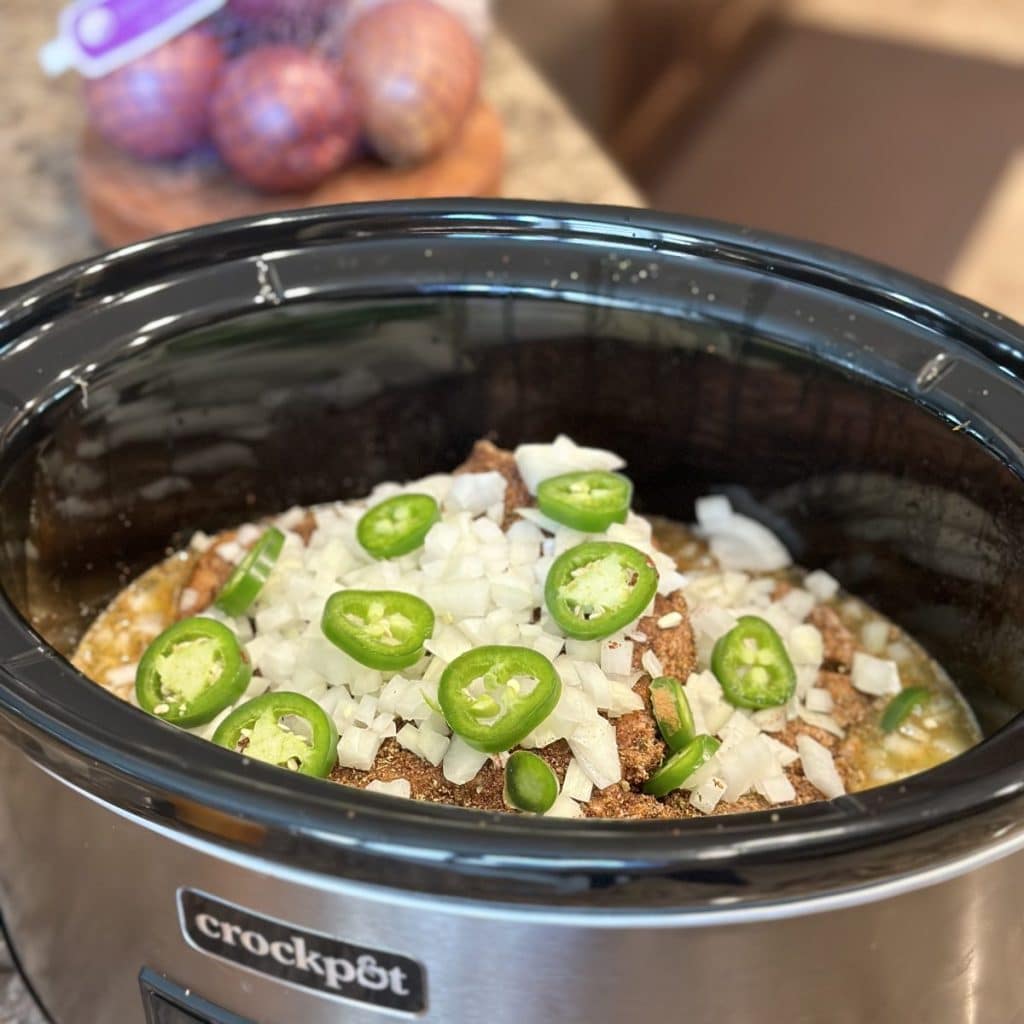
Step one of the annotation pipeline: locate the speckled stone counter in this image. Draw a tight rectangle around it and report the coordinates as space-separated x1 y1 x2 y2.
0 0 642 290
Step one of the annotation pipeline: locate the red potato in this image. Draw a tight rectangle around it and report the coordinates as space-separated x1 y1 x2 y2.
337 0 481 165
211 45 361 193
84 30 226 160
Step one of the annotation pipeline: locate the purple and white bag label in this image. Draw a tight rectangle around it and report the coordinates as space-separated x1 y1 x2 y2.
40 0 226 78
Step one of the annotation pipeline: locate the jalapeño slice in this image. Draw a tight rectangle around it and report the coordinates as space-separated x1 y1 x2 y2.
321 589 434 671
212 691 338 778
711 616 797 709
536 470 633 532
649 675 696 752
643 734 721 797
504 750 559 814
357 493 439 559
545 541 658 640
881 686 930 733
136 617 251 728
439 645 561 753
215 526 285 616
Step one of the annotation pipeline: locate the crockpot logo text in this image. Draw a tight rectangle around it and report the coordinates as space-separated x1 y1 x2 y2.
193 911 410 995
179 890 425 1013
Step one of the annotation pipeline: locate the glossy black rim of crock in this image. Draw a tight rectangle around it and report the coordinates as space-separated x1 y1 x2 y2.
1 199 1023 901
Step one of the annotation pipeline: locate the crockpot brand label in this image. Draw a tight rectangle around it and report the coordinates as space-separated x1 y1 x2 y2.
178 889 425 1014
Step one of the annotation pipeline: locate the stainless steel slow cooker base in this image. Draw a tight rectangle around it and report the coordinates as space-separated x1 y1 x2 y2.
1 202 1023 1023
4 743 1023 1023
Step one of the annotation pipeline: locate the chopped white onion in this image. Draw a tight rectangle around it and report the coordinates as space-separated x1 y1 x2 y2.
562 758 594 802
804 569 839 602
804 688 835 714
695 494 733 528
797 707 845 739
851 652 902 696
366 779 412 799
756 774 796 804
445 471 507 516
788 624 824 667
397 723 449 766
764 736 800 768
600 639 634 677
779 588 816 622
717 734 776 801
566 638 602 662
752 707 786 733
861 619 890 655
699 509 792 572
640 649 663 679
568 716 622 790
514 434 626 494
544 794 584 818
690 776 728 813
442 737 490 784
337 727 384 771
797 735 845 799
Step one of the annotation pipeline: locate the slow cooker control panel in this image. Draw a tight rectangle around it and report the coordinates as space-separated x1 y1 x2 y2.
140 969 252 1024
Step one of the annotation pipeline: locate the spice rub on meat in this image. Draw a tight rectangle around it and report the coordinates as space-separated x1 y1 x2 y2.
615 591 695 786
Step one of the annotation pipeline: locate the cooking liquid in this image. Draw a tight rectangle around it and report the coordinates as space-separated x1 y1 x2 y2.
652 516 981 791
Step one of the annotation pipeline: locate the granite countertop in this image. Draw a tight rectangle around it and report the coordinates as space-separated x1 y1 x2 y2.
0 0 642 291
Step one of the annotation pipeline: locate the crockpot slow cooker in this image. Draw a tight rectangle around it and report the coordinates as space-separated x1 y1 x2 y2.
0 201 1022 1024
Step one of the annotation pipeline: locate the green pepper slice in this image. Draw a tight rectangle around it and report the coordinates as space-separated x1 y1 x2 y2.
357 493 439 559
321 589 434 671
544 541 659 640
212 691 338 778
505 750 559 814
881 686 930 732
536 471 633 532
136 617 252 728
439 645 561 753
643 734 721 797
711 616 796 709
649 675 696 752
215 526 285 616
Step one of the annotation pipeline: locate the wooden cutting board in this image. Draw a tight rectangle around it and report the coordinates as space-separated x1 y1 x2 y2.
77 100 504 247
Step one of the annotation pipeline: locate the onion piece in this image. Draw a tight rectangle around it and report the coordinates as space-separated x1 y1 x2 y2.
804 688 835 714
514 434 626 494
337 727 384 771
695 495 733 528
568 716 622 789
851 652 902 696
442 737 490 784
756 774 796 804
600 639 634 677
366 779 412 799
788 624 824 667
445 471 507 516
797 735 845 798
640 649 663 678
544 794 583 818
562 758 594 803
690 775 728 814
797 707 845 739
804 569 839 602
698 510 792 572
